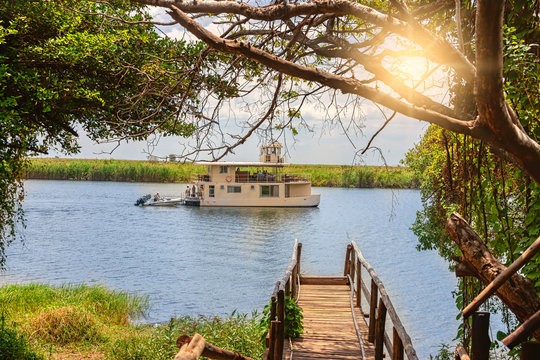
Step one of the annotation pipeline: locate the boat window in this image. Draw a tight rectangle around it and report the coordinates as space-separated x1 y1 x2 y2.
209 185 215 198
260 185 279 197
227 185 241 193
219 166 228 174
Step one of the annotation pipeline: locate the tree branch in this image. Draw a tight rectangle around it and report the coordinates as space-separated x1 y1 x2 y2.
166 4 477 138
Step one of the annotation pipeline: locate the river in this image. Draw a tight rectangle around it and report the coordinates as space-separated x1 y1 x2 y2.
1 180 458 358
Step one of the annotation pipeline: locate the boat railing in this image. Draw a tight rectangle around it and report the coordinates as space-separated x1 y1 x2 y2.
190 172 312 183
191 173 210 182
234 172 311 183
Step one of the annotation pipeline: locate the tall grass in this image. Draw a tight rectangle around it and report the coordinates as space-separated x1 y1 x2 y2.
286 164 419 188
26 158 418 188
0 284 263 359
25 158 203 183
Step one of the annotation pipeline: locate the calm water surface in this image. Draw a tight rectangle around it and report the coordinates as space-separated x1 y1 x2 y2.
2 180 458 358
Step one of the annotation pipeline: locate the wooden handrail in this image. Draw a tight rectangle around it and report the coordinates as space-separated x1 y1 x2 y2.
264 240 302 360
351 241 419 360
462 236 540 318
502 308 540 349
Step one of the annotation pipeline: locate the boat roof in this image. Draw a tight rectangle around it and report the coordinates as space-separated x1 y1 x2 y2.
194 161 289 167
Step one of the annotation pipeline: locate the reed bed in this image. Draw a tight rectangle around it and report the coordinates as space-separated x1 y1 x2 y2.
26 158 418 189
0 284 263 360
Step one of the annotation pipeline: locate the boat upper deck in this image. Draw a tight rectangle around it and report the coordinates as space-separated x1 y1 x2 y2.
194 161 289 167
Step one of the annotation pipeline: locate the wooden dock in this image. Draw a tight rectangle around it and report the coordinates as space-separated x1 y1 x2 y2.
263 241 418 360
172 241 419 360
283 276 375 360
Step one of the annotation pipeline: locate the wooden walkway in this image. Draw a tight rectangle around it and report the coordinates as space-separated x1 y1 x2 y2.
263 242 417 360
283 276 375 360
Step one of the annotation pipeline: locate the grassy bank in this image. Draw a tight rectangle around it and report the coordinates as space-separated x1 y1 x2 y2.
26 158 419 189
0 284 263 360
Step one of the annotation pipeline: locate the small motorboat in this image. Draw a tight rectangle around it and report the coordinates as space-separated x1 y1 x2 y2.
134 194 183 207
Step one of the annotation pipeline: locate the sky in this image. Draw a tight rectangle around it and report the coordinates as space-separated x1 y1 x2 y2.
70 107 427 166
56 6 432 166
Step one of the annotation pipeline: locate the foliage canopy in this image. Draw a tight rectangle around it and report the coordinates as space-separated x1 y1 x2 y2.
0 0 239 266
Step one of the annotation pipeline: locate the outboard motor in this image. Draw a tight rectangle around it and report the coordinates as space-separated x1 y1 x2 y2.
134 194 152 206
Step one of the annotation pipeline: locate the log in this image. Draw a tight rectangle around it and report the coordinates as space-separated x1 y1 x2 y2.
175 334 205 360
455 346 470 360
176 334 256 360
462 236 540 317
446 213 540 339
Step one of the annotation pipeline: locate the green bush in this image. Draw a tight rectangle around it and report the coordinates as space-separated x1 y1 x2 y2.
0 314 44 360
259 296 303 340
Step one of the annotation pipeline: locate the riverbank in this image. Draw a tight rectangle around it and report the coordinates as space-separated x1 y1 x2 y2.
0 284 263 360
25 158 419 189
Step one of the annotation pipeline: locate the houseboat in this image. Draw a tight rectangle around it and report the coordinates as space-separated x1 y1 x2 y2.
186 143 320 207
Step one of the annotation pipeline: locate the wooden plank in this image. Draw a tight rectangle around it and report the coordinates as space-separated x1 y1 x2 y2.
300 276 348 285
284 283 375 360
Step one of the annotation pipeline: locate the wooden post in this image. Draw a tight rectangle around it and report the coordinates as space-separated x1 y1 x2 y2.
285 278 291 297
270 297 277 323
291 265 297 300
297 242 302 275
471 311 490 360
344 244 352 276
356 260 362 308
276 289 285 360
393 327 404 360
269 320 278 360
521 342 540 360
349 251 355 283
368 278 378 342
374 298 387 360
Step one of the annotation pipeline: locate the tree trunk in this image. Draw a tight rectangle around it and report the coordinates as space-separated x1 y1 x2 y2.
446 213 540 339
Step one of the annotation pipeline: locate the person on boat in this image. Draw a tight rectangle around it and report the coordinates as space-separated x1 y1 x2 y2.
185 186 190 197
191 185 196 197
154 193 160 201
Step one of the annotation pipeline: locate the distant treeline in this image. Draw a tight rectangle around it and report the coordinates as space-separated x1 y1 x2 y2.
25 158 419 189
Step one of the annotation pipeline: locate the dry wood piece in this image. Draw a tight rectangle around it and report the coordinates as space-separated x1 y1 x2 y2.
176 334 256 360
174 334 205 360
455 345 470 360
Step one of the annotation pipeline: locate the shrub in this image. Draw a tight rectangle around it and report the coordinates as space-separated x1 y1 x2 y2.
28 306 100 344
0 313 44 360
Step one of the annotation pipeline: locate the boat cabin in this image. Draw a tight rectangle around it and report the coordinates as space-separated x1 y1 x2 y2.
190 143 320 207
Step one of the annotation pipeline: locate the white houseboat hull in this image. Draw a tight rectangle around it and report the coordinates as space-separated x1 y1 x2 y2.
200 194 320 207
